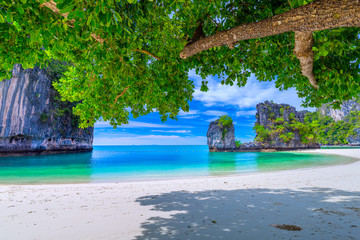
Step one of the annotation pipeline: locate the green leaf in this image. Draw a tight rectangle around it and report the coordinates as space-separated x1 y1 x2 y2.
59 4 76 14
319 46 329 56
113 11 122 22
5 11 13 23
17 5 25 15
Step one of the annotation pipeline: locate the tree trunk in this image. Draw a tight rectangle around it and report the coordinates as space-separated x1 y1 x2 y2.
293 32 319 89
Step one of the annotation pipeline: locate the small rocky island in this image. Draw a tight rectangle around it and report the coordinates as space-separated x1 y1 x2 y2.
207 101 320 152
0 64 93 155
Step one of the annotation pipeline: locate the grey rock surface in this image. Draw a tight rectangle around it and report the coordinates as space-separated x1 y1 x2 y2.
0 64 93 155
256 101 309 128
207 120 236 151
319 99 360 122
347 128 360 146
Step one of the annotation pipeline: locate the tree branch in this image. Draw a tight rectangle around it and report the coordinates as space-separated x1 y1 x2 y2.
293 32 319 89
40 1 160 60
180 0 360 89
133 49 161 60
40 0 105 43
180 0 360 59
40 0 75 25
114 86 130 103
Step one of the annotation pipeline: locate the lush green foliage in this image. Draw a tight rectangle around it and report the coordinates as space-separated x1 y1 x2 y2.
235 139 242 148
254 113 317 144
217 115 233 140
305 110 360 145
45 60 81 129
218 115 233 128
1 0 359 127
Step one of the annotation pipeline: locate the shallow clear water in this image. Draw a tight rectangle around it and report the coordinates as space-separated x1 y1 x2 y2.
0 145 357 184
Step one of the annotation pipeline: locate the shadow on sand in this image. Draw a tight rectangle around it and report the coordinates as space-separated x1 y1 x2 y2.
135 187 360 240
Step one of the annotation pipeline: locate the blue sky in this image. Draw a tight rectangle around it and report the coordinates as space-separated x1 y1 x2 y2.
94 71 314 145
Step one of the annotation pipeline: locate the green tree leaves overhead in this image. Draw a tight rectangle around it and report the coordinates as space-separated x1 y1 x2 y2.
0 0 359 127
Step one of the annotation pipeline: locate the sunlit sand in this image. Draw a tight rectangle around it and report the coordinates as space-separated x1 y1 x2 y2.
1 149 359 240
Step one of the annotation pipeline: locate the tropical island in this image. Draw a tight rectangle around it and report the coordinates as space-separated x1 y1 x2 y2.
207 99 360 152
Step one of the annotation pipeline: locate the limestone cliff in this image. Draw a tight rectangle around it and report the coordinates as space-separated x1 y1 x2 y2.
0 64 93 155
256 101 309 130
319 99 360 122
318 98 360 145
347 128 360 145
207 120 236 151
255 101 320 149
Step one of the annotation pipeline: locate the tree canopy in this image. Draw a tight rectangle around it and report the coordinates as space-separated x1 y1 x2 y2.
0 0 359 127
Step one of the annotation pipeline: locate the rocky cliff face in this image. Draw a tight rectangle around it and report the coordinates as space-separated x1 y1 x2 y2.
255 101 320 149
347 128 360 145
207 120 236 151
0 64 93 155
256 101 309 129
319 99 360 122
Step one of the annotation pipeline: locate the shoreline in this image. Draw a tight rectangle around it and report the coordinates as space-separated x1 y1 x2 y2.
1 149 359 239
0 148 358 186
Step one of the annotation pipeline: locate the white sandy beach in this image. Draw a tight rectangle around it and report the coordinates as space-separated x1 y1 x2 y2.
1 149 359 240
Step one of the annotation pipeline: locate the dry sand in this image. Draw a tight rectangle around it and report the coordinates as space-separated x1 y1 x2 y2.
1 149 359 240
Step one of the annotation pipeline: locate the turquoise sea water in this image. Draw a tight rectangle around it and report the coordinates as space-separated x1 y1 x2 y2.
0 145 357 184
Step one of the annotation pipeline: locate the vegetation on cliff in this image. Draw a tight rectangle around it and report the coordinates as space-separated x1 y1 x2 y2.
254 111 317 145
305 110 360 145
254 100 360 146
44 61 82 131
0 1 359 128
217 115 233 140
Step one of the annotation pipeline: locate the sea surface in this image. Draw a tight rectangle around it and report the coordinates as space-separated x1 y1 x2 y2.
0 145 358 184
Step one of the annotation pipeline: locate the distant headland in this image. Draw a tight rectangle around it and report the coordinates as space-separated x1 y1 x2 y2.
207 100 360 152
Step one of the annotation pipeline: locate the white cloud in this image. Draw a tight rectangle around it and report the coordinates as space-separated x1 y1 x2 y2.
95 120 192 129
178 110 199 116
151 130 191 133
206 117 219 122
236 110 257 117
190 70 314 111
203 110 228 116
236 122 256 127
178 109 200 119
180 115 200 119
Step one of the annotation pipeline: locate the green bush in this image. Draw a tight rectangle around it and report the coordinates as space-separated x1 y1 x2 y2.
217 115 233 140
218 115 233 128
254 112 316 144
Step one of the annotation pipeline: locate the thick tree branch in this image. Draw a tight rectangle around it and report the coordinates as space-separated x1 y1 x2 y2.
180 0 360 59
293 32 319 89
180 0 360 89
